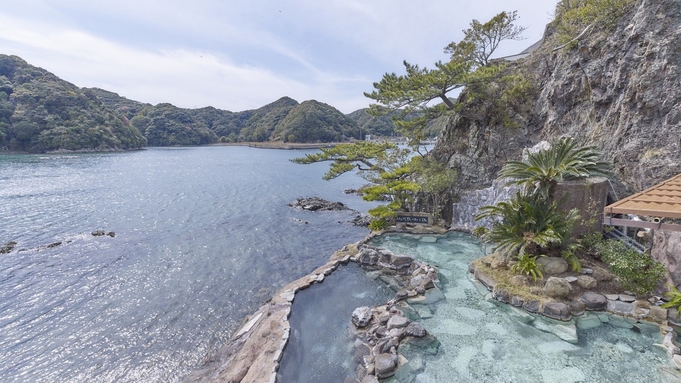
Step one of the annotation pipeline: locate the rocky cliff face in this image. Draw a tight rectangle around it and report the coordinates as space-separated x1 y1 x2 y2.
433 0 681 198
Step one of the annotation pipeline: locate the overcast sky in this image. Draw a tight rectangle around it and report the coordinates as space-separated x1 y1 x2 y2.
0 0 558 113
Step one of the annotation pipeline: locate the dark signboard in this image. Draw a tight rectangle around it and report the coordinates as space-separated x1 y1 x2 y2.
395 214 430 224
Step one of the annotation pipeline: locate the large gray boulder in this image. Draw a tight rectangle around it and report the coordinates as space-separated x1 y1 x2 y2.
352 307 373 328
543 302 572 321
580 292 608 311
374 353 398 379
542 277 572 298
387 315 409 330
536 257 569 275
576 275 598 289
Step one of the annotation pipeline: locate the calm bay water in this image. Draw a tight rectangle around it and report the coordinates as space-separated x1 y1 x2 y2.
0 146 374 383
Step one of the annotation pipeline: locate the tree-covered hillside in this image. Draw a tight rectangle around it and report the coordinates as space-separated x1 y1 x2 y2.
92 90 359 145
346 108 447 139
273 100 360 143
0 55 146 152
0 54 366 150
130 103 218 146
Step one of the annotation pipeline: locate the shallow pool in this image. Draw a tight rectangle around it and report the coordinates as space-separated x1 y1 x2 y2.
277 262 393 382
370 232 674 383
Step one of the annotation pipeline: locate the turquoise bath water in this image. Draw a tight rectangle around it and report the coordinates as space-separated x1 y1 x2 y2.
370 232 673 383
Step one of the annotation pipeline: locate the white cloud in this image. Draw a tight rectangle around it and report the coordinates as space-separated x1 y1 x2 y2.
0 1 560 113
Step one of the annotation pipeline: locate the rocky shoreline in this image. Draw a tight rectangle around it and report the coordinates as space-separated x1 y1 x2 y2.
182 231 445 383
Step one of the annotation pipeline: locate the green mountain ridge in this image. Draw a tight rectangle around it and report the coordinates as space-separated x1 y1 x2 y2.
0 55 146 152
0 54 408 152
89 88 367 146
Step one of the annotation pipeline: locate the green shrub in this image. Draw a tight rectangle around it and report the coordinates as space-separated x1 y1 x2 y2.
475 192 579 260
662 285 681 317
595 239 665 295
368 218 389 231
554 0 636 45
511 253 545 282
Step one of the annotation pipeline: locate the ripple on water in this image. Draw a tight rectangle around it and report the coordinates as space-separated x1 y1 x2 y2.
0 147 377 383
370 232 670 383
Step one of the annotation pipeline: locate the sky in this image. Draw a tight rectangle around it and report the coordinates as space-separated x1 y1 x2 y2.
0 0 559 114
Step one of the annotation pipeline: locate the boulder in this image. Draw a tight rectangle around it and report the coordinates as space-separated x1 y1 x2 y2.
619 294 636 302
405 322 427 338
0 241 17 254
358 248 379 266
353 343 371 363
523 299 541 314
492 286 511 303
361 376 379 383
351 214 372 227
543 302 572 321
576 275 597 289
607 300 635 315
650 306 668 322
352 307 373 328
536 257 569 275
92 230 106 236
580 292 608 311
387 315 409 330
542 277 572 298
569 300 586 316
474 269 497 290
374 353 398 379
511 295 524 307
391 255 414 270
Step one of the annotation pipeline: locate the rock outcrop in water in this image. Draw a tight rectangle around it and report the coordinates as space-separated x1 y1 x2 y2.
288 197 351 211
0 241 17 254
289 197 373 227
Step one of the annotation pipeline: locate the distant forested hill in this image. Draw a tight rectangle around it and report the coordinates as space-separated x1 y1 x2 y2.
0 54 413 151
0 55 146 152
346 108 449 139
91 90 361 145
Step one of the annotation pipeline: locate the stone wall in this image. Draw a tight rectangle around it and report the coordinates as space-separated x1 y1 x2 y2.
450 179 519 232
652 229 681 289
451 177 609 238
553 177 610 238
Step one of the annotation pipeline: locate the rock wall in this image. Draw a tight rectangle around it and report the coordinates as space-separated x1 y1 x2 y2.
652 230 681 288
433 0 681 198
552 177 610 238
450 179 519 232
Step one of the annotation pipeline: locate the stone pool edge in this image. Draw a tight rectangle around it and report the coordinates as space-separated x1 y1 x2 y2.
182 242 359 383
184 226 681 382
181 227 447 383
469 259 681 368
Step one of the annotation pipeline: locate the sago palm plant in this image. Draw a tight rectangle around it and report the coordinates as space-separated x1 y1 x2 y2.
499 137 611 200
476 192 580 260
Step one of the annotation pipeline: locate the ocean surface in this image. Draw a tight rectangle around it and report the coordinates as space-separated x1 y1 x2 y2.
0 146 376 383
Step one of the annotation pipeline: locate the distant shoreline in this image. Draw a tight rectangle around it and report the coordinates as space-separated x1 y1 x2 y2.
210 142 338 150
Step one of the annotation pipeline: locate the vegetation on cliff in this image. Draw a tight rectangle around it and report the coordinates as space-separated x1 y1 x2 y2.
0 55 146 152
432 0 680 195
365 11 530 145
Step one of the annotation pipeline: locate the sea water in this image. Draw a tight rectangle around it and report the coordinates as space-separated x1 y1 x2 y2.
0 146 375 383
